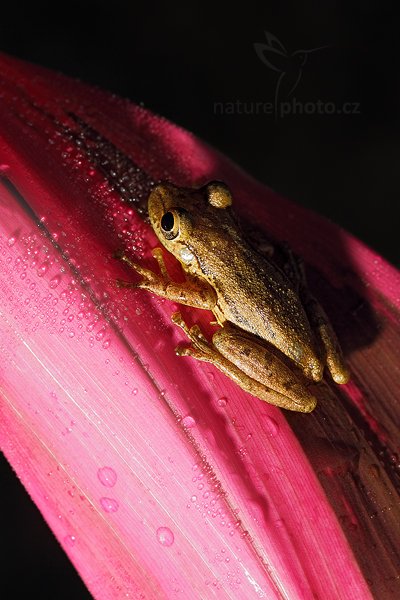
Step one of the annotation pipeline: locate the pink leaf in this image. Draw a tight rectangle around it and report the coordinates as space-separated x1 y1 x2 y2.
1 53 399 599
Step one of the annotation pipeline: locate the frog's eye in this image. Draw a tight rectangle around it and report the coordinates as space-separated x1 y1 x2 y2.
160 210 180 240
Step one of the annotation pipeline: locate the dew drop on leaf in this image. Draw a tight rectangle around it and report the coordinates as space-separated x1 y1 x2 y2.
49 276 61 288
64 534 76 547
37 263 48 277
156 526 175 547
261 415 279 437
99 497 119 513
97 466 117 488
96 327 106 341
217 397 227 408
182 415 196 429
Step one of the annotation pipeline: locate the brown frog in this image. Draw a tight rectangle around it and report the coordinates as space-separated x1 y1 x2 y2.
116 181 350 412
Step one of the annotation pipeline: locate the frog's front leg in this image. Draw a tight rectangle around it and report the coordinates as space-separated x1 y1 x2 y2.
172 312 317 413
115 249 217 310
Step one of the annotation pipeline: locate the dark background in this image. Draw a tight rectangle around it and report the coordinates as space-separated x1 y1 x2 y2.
1 2 399 598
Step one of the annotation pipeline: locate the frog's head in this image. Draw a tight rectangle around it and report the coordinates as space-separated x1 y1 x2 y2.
147 181 237 268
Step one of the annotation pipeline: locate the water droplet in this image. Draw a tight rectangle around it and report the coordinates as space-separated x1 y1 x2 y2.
156 526 174 547
217 397 228 408
100 497 119 513
7 236 16 247
64 534 76 547
96 327 106 341
261 415 279 437
49 276 61 289
97 466 117 488
182 415 196 429
37 263 48 277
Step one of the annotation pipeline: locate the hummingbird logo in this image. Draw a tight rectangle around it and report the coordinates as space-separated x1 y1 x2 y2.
254 32 328 117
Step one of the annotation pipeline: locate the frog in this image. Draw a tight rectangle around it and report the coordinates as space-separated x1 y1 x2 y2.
115 181 350 412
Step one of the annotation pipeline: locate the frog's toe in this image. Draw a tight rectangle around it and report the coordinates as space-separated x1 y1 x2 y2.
331 366 351 385
296 394 317 413
175 344 193 357
305 358 324 382
116 278 137 289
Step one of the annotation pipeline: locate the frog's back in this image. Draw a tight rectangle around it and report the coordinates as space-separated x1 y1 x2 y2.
205 242 319 371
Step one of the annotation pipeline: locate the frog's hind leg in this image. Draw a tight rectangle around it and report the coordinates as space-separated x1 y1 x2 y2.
172 312 317 413
281 243 350 385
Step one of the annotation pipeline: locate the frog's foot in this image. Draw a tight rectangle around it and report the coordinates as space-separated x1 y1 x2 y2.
114 249 143 272
302 292 350 385
114 249 161 288
171 313 316 413
315 319 350 384
279 244 350 385
115 249 218 310
172 312 216 360
114 248 177 296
